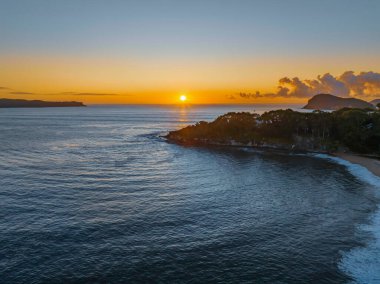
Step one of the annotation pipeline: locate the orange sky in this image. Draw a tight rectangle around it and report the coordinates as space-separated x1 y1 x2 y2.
2 1 380 104
1 54 380 104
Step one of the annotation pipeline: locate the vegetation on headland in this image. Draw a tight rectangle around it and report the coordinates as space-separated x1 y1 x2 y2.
166 108 380 155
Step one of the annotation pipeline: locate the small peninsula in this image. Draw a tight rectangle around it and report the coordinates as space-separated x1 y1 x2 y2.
0 98 86 108
166 107 380 156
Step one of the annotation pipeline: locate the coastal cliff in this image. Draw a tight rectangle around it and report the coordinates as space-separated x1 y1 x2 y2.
0 98 86 108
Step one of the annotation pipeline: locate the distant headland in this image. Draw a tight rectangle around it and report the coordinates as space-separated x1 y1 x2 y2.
303 94 377 110
0 98 86 108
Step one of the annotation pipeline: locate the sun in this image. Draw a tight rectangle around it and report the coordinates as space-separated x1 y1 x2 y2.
179 95 187 102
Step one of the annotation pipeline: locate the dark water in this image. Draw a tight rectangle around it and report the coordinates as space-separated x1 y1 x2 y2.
0 105 379 283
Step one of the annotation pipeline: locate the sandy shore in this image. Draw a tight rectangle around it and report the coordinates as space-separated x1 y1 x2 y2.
333 152 380 177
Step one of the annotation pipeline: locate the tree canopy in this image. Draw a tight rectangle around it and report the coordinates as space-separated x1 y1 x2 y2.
167 108 380 154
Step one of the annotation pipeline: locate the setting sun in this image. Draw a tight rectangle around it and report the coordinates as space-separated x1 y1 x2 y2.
180 95 187 102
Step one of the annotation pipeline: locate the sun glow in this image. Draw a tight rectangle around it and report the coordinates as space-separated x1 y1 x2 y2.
180 95 187 102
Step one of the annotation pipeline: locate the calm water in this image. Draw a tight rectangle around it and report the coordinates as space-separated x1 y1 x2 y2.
1 105 379 283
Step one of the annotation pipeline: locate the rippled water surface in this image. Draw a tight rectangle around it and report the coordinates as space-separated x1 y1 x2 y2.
0 105 379 283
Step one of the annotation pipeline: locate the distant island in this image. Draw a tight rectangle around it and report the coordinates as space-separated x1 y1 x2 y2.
166 106 380 156
303 94 376 110
0 98 86 108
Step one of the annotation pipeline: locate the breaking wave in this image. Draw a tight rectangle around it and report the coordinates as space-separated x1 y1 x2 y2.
314 154 380 284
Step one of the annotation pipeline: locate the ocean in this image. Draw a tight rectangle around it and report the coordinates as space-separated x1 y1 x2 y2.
0 105 379 283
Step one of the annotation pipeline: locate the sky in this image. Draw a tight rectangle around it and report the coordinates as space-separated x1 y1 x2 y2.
1 0 380 104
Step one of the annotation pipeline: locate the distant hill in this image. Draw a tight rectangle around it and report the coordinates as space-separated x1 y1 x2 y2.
0 98 86 108
303 94 375 110
371 99 380 106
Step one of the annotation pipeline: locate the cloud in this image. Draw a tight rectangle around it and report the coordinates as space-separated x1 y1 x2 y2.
238 91 278 99
9 91 34 95
239 71 380 99
274 73 351 98
3 90 126 97
60 92 121 96
339 71 380 97
239 91 262 99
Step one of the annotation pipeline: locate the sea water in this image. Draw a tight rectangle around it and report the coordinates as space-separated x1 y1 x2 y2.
0 105 379 283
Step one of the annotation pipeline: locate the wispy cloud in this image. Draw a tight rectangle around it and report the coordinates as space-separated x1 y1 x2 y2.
0 86 11 90
238 91 272 99
239 71 380 99
59 92 123 96
73 92 120 96
5 90 126 97
9 91 34 95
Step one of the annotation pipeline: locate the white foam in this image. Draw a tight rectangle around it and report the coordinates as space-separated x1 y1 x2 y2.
339 208 380 284
313 153 380 283
313 154 380 188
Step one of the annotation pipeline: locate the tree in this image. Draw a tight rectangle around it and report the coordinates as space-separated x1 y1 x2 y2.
167 108 380 154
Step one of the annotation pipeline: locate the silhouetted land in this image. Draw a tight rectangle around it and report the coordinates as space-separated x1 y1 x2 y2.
303 94 375 110
167 107 380 155
0 98 85 108
371 99 380 107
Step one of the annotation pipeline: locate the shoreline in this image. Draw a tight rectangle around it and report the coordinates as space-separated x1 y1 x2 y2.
332 152 380 178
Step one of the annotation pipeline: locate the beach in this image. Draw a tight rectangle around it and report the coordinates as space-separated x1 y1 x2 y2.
334 152 380 177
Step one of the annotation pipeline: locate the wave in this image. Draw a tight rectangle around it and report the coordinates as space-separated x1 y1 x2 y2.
313 154 380 188
339 210 380 284
313 153 380 284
